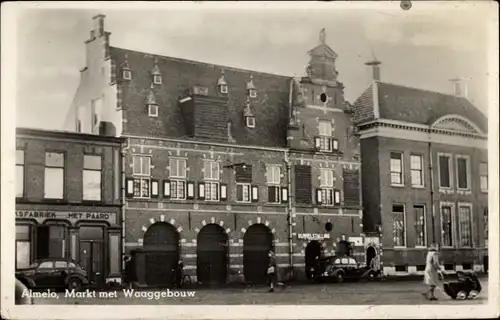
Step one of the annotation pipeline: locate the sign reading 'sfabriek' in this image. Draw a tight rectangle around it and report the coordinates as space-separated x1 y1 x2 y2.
297 233 331 241
16 210 116 224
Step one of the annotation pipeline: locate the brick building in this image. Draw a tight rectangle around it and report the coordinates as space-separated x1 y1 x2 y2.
353 60 489 276
15 128 124 287
66 16 364 286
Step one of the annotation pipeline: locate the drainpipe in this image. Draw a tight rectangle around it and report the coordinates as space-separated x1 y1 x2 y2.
428 126 436 245
284 151 294 281
121 138 130 273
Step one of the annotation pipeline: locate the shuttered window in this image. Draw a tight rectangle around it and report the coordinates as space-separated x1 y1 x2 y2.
294 165 312 204
235 165 252 183
343 169 360 206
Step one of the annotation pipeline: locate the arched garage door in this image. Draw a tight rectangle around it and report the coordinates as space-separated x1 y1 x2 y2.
243 224 273 285
305 240 323 279
143 222 179 287
197 224 228 285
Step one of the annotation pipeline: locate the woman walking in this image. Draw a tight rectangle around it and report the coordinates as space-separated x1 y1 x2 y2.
267 250 277 292
422 244 444 300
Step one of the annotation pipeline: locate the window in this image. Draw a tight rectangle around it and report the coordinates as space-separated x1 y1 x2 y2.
414 205 426 247
480 162 488 192
148 104 158 117
16 149 24 198
319 168 334 205
441 205 454 247
44 152 64 199
267 165 281 203
456 156 470 190
220 84 228 94
153 74 162 84
169 158 187 200
410 154 424 187
48 225 66 258
458 205 472 247
55 261 67 268
390 152 403 186
16 225 31 269
315 121 338 152
249 89 257 98
294 165 312 204
484 207 488 246
392 204 406 247
203 161 220 201
132 155 151 198
342 169 360 207
438 155 451 188
236 183 251 203
123 70 131 80
83 155 102 201
38 261 53 269
246 116 256 128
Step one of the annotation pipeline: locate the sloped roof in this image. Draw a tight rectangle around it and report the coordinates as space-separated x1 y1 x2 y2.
111 47 293 147
352 82 487 133
307 44 338 59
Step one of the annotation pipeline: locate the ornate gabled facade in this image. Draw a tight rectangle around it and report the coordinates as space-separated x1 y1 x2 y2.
66 14 363 287
352 64 489 276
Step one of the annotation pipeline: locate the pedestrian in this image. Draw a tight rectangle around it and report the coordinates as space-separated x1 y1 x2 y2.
123 255 132 289
267 250 277 292
422 244 444 301
370 254 380 272
175 259 184 288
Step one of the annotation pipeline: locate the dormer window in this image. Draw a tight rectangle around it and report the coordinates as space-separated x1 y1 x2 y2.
153 74 162 84
148 104 158 117
123 70 131 80
151 62 162 85
217 70 228 94
246 116 256 128
246 75 257 98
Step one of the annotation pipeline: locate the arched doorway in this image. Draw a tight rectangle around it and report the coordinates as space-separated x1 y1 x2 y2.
366 246 376 267
143 222 179 287
336 240 352 257
243 224 273 285
305 240 323 279
197 224 228 286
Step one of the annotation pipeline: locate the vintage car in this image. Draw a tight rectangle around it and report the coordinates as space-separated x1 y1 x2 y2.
16 258 89 291
310 256 380 283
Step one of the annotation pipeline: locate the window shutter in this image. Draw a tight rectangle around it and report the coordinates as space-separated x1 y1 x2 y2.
334 189 341 205
126 178 134 198
294 165 312 204
198 182 206 200
316 189 323 205
314 137 321 149
220 184 227 201
187 181 195 200
332 139 339 151
151 180 159 198
235 165 253 183
343 169 360 206
163 180 171 198
251 185 259 202
236 184 243 201
281 187 289 203
267 186 274 203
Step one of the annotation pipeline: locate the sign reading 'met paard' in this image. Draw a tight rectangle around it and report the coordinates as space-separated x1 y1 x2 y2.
16 210 116 224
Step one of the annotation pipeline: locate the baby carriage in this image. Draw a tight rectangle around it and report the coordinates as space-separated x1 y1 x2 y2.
443 271 482 300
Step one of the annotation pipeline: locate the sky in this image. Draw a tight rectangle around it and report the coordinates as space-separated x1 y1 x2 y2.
12 1 495 130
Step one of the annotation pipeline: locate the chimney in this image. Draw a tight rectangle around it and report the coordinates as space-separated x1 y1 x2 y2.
449 77 468 98
93 14 106 37
365 59 381 82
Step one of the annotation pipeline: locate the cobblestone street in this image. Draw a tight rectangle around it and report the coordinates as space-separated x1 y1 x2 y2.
32 278 488 305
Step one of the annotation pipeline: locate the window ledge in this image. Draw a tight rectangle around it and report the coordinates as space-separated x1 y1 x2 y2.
393 246 407 249
412 185 425 189
415 246 427 249
480 190 488 194
390 184 405 188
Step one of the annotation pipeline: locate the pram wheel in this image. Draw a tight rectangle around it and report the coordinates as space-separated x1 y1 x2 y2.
456 291 467 300
468 290 479 299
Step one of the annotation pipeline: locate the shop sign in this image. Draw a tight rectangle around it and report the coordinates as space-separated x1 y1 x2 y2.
15 210 116 224
297 233 331 241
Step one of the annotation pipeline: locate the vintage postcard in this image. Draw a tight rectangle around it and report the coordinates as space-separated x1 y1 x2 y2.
1 1 498 319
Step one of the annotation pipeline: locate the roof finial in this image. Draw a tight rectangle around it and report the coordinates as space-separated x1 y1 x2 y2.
319 28 326 45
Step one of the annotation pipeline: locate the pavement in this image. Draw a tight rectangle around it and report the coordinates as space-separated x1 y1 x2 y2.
31 277 488 305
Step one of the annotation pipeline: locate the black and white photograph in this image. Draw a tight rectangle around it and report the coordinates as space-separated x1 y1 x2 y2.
1 1 498 319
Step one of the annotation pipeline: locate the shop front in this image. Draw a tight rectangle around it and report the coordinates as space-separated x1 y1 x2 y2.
15 208 122 287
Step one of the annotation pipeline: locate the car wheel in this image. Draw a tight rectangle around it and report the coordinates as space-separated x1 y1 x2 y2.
336 273 344 283
367 271 377 281
68 278 82 291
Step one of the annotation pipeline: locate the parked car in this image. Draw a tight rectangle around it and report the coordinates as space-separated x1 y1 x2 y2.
16 258 89 291
310 256 380 283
